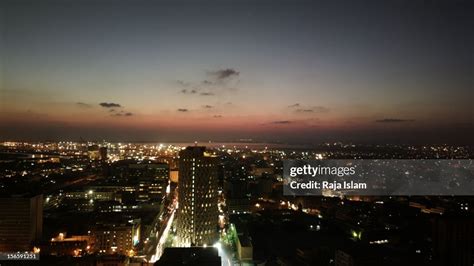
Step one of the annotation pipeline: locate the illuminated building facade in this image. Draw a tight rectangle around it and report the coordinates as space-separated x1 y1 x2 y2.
87 145 100 160
129 163 169 202
177 146 218 246
92 219 140 255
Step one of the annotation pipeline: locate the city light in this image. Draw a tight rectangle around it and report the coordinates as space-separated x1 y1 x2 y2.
213 242 222 251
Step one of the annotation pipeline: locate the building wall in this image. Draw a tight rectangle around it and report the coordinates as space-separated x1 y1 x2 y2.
92 222 139 255
236 235 253 261
0 194 43 252
433 217 474 266
177 147 218 246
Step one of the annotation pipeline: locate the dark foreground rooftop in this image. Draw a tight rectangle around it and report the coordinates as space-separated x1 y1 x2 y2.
155 247 221 266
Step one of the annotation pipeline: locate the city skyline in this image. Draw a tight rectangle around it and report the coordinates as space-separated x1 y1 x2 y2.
1 141 472 265
1 0 473 143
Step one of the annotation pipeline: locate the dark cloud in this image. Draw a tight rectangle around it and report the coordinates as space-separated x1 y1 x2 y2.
295 106 330 113
100 102 121 108
180 89 197 94
76 102 92 108
176 80 190 87
271 120 292 124
208 68 240 80
177 108 189 112
375 118 415 123
203 105 213 109
213 115 222 118
109 109 116 112
177 68 240 96
110 110 133 117
296 109 314 113
290 104 329 114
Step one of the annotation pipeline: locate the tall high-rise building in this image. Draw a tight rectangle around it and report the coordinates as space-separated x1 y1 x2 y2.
0 194 43 252
177 146 218 247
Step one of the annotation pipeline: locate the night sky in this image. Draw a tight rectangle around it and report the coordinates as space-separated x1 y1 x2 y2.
0 0 473 144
